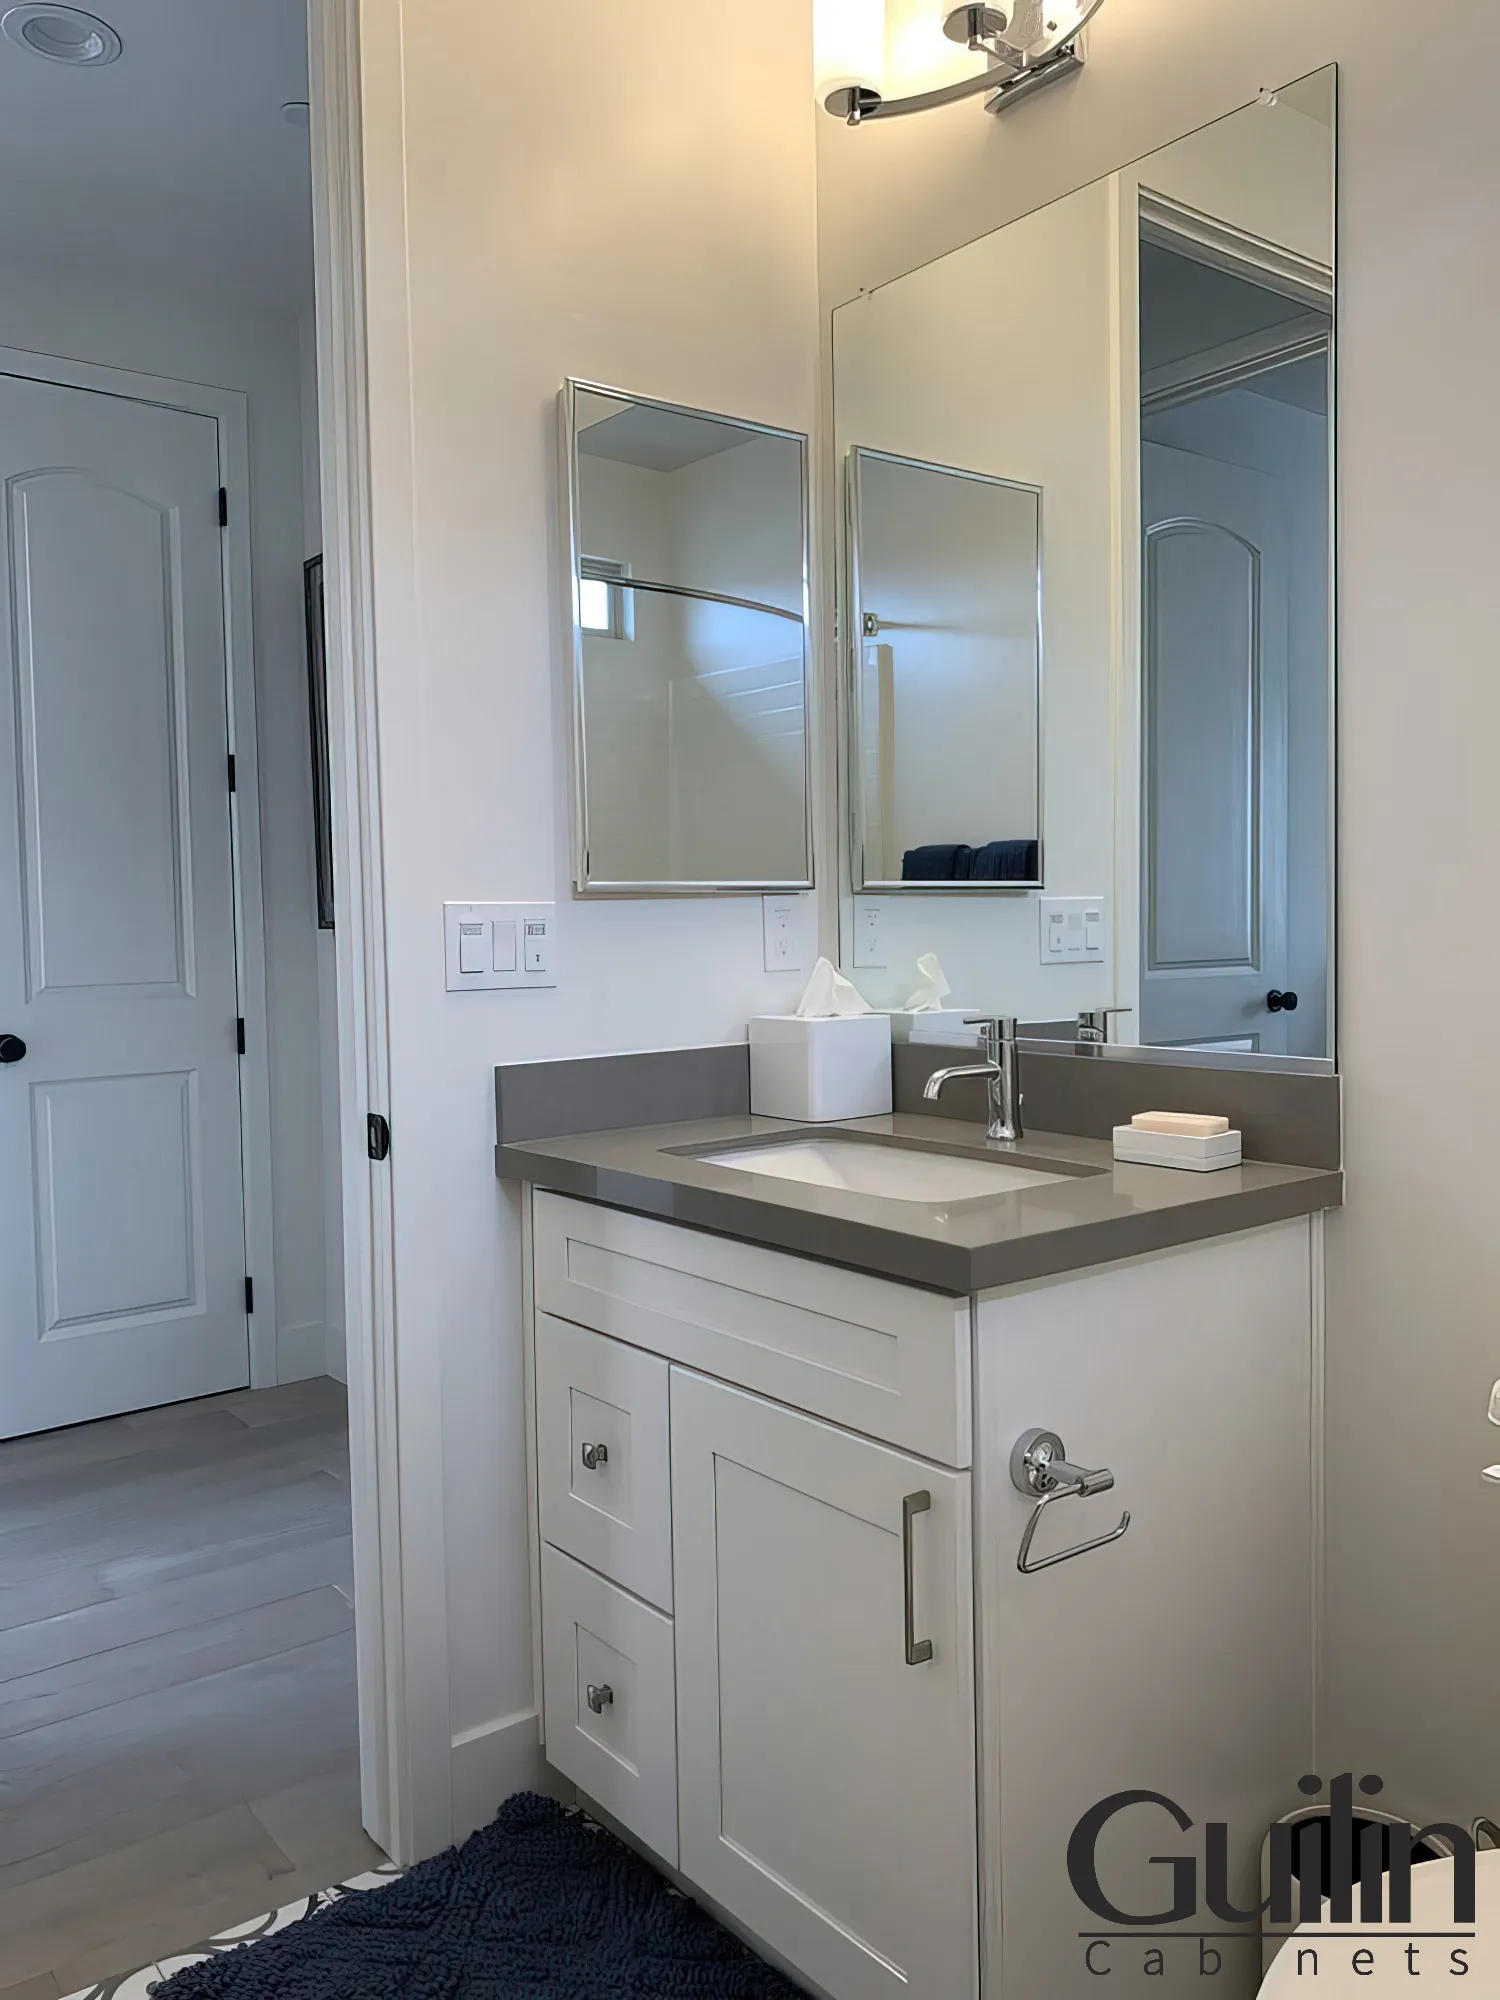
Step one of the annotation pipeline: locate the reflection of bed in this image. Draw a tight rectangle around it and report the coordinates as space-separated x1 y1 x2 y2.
902 841 1039 883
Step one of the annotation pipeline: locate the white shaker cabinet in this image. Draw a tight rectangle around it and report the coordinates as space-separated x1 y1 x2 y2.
523 1191 1321 2000
671 1367 979 2000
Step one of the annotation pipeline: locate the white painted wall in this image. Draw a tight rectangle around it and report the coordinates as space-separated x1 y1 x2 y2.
0 258 331 1384
355 0 819 1841
820 0 1500 1837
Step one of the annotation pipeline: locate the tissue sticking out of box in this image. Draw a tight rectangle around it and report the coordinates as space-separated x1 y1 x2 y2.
795 957 873 1020
902 953 952 1014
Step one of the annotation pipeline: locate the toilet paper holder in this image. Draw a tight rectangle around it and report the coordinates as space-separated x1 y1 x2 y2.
1010 1427 1131 1575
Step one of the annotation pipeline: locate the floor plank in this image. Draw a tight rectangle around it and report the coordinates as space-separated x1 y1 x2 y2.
0 1803 297 1989
0 1384 372 1993
1 1535 353 1683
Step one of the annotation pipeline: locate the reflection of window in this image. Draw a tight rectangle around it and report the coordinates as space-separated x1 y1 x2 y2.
580 558 634 640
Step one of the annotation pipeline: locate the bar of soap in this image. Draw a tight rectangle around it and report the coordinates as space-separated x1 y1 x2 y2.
1131 1111 1230 1138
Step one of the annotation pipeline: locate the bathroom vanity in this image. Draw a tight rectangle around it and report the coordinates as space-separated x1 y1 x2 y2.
501 1075 1340 2000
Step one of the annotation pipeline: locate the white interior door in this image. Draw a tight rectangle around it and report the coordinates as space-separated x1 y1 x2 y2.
1140 441 1290 1053
0 371 248 1439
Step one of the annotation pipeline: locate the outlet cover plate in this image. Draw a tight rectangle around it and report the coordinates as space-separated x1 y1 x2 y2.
762 895 807 974
853 899 887 969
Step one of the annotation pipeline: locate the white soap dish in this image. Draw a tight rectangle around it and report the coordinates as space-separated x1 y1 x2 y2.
1113 1124 1243 1172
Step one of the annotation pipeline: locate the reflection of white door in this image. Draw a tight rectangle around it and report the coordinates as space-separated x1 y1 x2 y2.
1140 442 1290 1053
0 373 248 1439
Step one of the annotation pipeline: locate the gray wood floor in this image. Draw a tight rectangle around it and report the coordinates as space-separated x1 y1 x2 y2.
0 1378 384 1997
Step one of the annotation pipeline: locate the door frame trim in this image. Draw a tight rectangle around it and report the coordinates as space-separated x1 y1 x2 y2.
308 0 425 1862
0 343 278 1394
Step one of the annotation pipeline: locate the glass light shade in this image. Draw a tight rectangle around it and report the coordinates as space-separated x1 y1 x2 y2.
814 0 885 105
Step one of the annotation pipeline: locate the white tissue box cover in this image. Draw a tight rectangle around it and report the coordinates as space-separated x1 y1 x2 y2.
1113 1125 1243 1172
749 1014 893 1122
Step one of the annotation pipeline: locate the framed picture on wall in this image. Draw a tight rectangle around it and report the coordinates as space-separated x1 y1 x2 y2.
304 554 335 929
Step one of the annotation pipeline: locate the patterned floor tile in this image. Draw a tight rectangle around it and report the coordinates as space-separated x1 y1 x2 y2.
59 1863 404 1999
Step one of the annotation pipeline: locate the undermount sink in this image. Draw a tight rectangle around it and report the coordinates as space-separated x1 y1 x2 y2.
695 1136 1073 1204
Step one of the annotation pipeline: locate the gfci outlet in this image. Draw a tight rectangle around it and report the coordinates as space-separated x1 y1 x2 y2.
853 899 887 969
762 895 806 974
1040 896 1105 965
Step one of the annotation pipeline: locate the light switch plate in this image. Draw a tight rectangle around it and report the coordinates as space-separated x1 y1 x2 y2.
444 902 557 991
1039 896 1105 965
762 895 807 974
853 899 887 969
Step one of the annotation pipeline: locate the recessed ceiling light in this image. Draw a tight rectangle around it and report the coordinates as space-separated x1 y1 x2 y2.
2 4 121 65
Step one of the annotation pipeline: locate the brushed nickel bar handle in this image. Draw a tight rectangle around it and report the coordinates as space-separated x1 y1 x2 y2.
903 1490 934 1665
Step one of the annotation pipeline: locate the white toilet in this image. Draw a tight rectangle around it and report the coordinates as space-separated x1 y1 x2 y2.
1258 1847 1500 1992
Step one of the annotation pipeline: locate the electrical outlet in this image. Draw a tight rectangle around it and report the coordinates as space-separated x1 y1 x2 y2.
762 895 805 974
853 898 887 969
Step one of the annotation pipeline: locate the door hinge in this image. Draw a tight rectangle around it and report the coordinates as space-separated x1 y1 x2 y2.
367 1113 391 1162
218 486 229 527
244 1275 255 1314
227 752 236 793
236 1016 246 1056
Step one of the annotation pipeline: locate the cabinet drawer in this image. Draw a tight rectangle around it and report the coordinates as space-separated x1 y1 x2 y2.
536 1313 673 1612
534 1192 971 1467
540 1542 678 1866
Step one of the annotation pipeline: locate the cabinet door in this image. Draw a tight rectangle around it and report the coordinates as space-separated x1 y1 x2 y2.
672 1367 978 2000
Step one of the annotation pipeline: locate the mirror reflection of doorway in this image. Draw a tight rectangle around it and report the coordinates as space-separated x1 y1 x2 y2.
1138 219 1331 1058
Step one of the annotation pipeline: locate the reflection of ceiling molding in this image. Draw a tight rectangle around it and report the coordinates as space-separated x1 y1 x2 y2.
1139 189 1333 312
1142 317 1330 414
576 404 751 473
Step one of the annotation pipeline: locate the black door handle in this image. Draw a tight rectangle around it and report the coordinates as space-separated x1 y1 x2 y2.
0 1034 26 1064
1266 990 1299 1014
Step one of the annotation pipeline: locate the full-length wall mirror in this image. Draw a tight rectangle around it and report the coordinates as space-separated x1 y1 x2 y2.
833 70 1336 1065
562 382 814 894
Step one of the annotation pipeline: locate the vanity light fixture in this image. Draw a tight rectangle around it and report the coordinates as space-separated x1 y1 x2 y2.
1 3 120 65
818 0 1103 124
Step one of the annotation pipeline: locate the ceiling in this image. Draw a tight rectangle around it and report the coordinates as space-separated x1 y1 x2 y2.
578 404 752 475
0 0 313 313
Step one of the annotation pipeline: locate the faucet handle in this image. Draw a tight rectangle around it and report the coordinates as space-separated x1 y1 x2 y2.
1077 1006 1132 1046
964 1015 1017 1059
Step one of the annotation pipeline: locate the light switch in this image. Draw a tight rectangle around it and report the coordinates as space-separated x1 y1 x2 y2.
1039 897 1106 965
444 903 556 991
458 922 486 976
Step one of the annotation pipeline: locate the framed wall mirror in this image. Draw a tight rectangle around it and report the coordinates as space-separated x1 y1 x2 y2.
561 381 814 895
848 448 1042 891
832 68 1336 1067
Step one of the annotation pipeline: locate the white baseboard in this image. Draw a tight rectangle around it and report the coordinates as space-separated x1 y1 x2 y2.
450 1709 571 1843
276 1320 330 1385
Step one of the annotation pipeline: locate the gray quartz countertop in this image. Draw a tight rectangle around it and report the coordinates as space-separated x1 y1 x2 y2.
496 1111 1343 1296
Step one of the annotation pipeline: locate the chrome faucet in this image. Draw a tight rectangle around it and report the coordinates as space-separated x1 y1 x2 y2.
923 1015 1023 1142
1076 1006 1132 1049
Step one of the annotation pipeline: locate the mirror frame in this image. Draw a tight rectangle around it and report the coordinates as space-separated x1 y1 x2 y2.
845 444 1045 894
560 377 816 897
